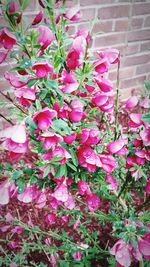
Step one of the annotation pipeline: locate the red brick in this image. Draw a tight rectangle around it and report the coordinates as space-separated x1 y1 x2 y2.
0 79 12 93
140 41 150 52
93 21 113 34
130 17 143 30
109 67 136 81
80 8 96 22
120 75 146 89
132 3 150 16
144 16 150 27
122 53 150 67
114 19 129 32
136 63 150 75
126 43 140 55
98 5 130 20
127 30 150 42
94 33 126 47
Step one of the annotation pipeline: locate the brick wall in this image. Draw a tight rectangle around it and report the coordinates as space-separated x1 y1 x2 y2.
0 0 150 127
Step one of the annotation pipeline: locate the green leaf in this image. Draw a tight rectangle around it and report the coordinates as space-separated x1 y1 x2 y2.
17 180 25 193
51 119 71 135
142 113 150 123
144 80 150 91
19 0 30 10
12 170 23 181
30 176 38 185
27 78 37 87
35 99 42 111
69 148 78 166
55 164 67 178
26 117 37 130
66 162 77 172
19 58 32 69
43 166 50 178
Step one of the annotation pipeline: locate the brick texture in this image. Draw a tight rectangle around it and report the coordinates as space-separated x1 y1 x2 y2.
0 0 150 127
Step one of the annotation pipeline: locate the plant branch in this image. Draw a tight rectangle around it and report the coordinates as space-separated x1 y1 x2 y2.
0 113 14 125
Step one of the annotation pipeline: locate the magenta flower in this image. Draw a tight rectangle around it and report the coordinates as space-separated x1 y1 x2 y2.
0 28 16 49
72 251 82 261
32 11 43 25
128 113 143 128
32 61 53 78
77 145 102 172
5 71 26 88
105 175 118 191
40 131 63 150
33 107 57 130
8 1 16 13
35 190 47 208
99 154 117 173
77 127 100 146
66 49 80 70
51 146 71 165
94 58 109 74
53 183 69 202
37 25 54 50
107 139 128 156
124 96 138 109
64 133 76 144
78 180 91 196
138 232 150 260
0 179 10 205
95 77 113 92
65 5 81 21
45 213 57 224
110 239 131 267
140 128 150 146
98 48 120 64
92 92 108 108
72 36 86 54
86 193 101 212
69 99 84 123
53 102 69 119
140 98 150 109
144 179 150 195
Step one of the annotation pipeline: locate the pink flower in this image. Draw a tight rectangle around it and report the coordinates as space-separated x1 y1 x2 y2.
64 133 76 144
107 139 128 156
72 251 82 261
32 61 53 78
86 193 101 212
0 51 8 63
124 96 138 109
45 213 57 224
138 232 150 260
65 5 81 21
32 11 43 25
128 113 143 128
53 102 69 119
99 154 117 173
94 58 109 74
40 131 63 150
51 146 71 164
17 185 37 203
35 190 47 208
72 36 86 54
0 179 10 205
33 107 57 130
64 194 75 210
98 48 120 64
77 145 102 172
140 98 150 109
11 226 23 234
69 99 84 123
53 183 69 202
95 77 113 92
77 127 100 146
4 71 26 88
38 25 54 50
110 239 131 267
66 49 80 70
0 28 16 49
92 92 108 108
78 180 91 196
140 128 150 146
105 175 118 191
8 1 16 13
14 87 36 107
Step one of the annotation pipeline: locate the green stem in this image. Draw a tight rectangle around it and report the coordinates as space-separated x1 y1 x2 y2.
139 259 144 267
